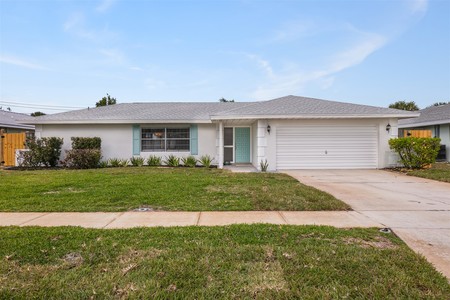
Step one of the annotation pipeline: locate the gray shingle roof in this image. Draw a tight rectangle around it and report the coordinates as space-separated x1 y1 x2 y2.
0 110 35 130
211 95 418 119
24 95 418 124
398 104 450 128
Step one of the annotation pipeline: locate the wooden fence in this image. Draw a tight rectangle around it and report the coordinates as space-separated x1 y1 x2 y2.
403 130 432 138
0 132 26 166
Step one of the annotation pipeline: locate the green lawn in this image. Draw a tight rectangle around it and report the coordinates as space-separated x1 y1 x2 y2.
0 225 448 299
407 163 450 183
0 167 349 212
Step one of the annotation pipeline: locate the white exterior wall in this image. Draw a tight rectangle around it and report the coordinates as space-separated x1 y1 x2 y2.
36 124 133 161
261 119 396 171
37 123 217 163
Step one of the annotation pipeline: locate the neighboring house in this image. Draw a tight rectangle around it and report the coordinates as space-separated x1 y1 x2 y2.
24 95 418 171
398 104 450 162
0 110 35 133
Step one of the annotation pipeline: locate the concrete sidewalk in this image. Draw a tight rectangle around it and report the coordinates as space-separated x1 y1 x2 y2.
0 211 382 229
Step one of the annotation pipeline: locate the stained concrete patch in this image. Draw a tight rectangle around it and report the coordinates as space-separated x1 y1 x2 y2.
198 211 285 226
22 212 121 228
105 212 199 228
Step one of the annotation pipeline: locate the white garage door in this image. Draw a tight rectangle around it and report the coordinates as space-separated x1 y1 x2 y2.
276 125 378 169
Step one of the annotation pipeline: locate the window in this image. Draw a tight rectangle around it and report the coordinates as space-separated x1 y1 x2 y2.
434 125 440 138
141 128 190 152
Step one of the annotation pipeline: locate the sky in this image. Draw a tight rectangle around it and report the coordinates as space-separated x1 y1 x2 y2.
0 0 449 114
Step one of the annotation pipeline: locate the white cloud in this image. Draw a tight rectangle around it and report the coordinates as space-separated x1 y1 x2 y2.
96 0 117 13
99 48 125 63
0 55 46 70
246 54 274 78
269 20 315 43
249 33 387 100
63 13 95 40
409 0 428 14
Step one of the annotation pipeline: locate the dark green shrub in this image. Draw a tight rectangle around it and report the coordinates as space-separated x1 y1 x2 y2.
98 160 109 168
199 155 214 168
62 149 102 169
22 137 63 167
181 156 197 167
130 156 145 167
164 155 180 167
147 155 162 166
71 137 101 150
61 137 102 169
389 137 441 169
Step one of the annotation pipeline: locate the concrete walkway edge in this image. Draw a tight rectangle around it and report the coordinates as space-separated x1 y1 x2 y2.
0 211 383 228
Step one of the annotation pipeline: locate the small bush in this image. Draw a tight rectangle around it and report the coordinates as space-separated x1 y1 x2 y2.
71 137 101 150
130 156 145 167
181 156 197 167
164 155 180 167
260 159 269 172
108 158 128 167
389 137 441 169
22 137 63 167
147 155 162 166
62 149 102 169
98 160 109 168
199 155 213 168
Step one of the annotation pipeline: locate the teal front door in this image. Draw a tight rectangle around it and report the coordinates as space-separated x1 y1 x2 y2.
235 127 251 163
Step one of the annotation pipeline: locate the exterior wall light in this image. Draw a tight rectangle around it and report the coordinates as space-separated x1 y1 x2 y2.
386 123 391 132
267 125 271 134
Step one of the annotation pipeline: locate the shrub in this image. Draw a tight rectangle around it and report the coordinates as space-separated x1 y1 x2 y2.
199 155 213 168
62 149 102 169
260 159 269 172
22 137 63 167
389 137 441 169
181 156 197 167
71 137 101 150
108 158 128 167
130 156 145 167
98 160 109 168
147 155 162 166
61 137 102 169
164 155 180 167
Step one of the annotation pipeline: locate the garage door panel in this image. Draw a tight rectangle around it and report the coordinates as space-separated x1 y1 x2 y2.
276 125 378 169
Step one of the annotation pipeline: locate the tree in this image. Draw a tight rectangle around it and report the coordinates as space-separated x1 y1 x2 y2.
31 111 46 117
427 101 450 108
219 97 235 103
96 93 117 107
388 100 419 111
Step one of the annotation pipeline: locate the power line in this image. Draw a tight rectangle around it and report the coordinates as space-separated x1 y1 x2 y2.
0 100 84 109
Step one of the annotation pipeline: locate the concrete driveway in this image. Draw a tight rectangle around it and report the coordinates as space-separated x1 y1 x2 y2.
283 169 450 279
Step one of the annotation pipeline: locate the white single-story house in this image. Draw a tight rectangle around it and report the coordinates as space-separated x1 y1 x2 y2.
399 104 450 162
24 95 418 171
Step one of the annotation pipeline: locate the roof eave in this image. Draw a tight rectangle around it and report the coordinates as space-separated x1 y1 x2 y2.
21 119 212 125
0 123 35 130
398 119 450 128
210 113 419 121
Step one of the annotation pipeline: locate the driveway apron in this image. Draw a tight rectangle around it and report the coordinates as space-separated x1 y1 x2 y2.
283 169 450 279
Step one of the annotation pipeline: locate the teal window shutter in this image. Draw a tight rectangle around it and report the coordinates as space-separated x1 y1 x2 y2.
132 125 140 155
190 124 198 155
